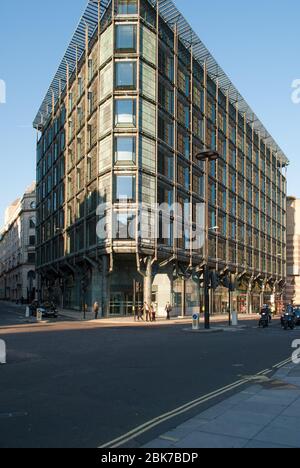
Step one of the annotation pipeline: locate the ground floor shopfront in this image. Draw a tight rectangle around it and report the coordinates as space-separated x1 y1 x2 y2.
0 266 36 303
39 254 284 318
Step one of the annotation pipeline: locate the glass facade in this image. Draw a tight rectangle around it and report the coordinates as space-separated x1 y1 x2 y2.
35 0 287 314
115 61 137 90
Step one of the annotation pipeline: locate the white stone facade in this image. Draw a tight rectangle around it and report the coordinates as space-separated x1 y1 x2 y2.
0 183 36 302
285 197 300 306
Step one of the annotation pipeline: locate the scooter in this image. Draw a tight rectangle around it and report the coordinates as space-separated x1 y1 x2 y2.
281 312 295 330
259 311 269 328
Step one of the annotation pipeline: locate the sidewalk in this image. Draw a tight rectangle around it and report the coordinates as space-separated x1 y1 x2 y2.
58 307 260 325
144 362 300 448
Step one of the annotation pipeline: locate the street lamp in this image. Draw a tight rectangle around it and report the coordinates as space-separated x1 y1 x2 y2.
196 149 220 330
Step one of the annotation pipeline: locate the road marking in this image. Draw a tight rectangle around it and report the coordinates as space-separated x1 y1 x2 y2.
273 358 292 369
99 379 248 448
99 357 293 448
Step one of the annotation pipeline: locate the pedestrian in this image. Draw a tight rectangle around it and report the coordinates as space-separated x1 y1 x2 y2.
93 301 100 320
138 305 144 321
165 302 172 320
144 302 151 322
151 302 156 322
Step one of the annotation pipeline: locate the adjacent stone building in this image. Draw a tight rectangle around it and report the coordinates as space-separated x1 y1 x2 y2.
0 183 37 302
285 197 300 306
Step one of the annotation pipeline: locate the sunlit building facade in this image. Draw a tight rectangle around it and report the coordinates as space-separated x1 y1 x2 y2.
285 197 300 306
0 183 37 302
34 0 288 316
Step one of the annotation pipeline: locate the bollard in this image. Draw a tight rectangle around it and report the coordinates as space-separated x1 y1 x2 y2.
192 313 200 330
25 307 30 319
0 339 6 364
36 309 43 322
232 311 238 326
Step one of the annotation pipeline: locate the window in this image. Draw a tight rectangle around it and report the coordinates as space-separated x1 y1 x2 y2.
88 59 94 81
115 61 136 90
77 137 82 160
28 253 36 264
115 175 136 202
29 218 36 229
78 77 84 97
158 149 174 179
29 235 36 246
116 25 137 52
117 0 137 15
87 156 92 181
88 91 94 115
114 137 136 164
115 99 136 127
114 212 135 239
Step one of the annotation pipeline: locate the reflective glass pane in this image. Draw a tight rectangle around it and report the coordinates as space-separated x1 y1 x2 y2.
115 62 136 90
115 99 136 127
115 176 136 201
116 25 136 52
117 0 137 15
115 137 136 163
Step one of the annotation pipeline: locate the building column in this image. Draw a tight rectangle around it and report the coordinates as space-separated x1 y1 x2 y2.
260 283 266 309
152 268 172 317
102 255 110 317
246 277 253 314
181 277 186 317
143 257 153 308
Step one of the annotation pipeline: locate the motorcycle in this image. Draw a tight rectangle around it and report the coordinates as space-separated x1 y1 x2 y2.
259 311 269 328
281 312 295 330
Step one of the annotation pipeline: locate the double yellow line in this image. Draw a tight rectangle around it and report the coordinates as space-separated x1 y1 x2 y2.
99 357 293 448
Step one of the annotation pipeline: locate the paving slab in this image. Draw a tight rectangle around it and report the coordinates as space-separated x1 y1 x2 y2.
143 363 300 448
173 431 248 449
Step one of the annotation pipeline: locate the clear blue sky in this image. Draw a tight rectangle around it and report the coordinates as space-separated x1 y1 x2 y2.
0 0 299 225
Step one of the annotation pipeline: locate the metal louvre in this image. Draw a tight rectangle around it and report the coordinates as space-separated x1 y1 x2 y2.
149 0 288 166
33 0 288 166
33 0 111 129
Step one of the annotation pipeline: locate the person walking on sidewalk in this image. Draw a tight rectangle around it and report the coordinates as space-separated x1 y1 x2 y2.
135 304 144 321
144 302 151 322
165 302 172 320
151 302 157 322
93 301 100 320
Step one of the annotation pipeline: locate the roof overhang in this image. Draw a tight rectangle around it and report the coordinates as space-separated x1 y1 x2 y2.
33 0 289 167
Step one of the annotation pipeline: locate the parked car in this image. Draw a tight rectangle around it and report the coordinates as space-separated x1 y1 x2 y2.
29 301 58 318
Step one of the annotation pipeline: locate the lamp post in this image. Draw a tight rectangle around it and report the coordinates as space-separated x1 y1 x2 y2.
196 149 220 329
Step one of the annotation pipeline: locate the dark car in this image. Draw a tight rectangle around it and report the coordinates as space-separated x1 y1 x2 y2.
30 301 58 319
293 307 300 325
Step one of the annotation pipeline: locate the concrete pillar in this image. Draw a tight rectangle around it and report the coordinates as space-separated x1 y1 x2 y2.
247 289 252 314
181 277 186 317
143 257 152 308
260 284 265 309
91 268 102 312
102 255 110 317
153 270 172 317
247 280 253 314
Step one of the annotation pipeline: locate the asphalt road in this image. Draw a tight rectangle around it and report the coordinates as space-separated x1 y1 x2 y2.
0 301 299 448
0 302 28 326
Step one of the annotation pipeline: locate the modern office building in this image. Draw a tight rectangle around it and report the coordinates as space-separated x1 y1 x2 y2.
285 197 300 306
33 0 288 317
0 183 37 302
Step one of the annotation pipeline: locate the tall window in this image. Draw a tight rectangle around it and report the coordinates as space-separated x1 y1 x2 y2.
115 25 137 52
115 175 136 202
114 137 136 164
117 0 137 15
115 61 137 90
115 99 136 127
114 212 135 239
